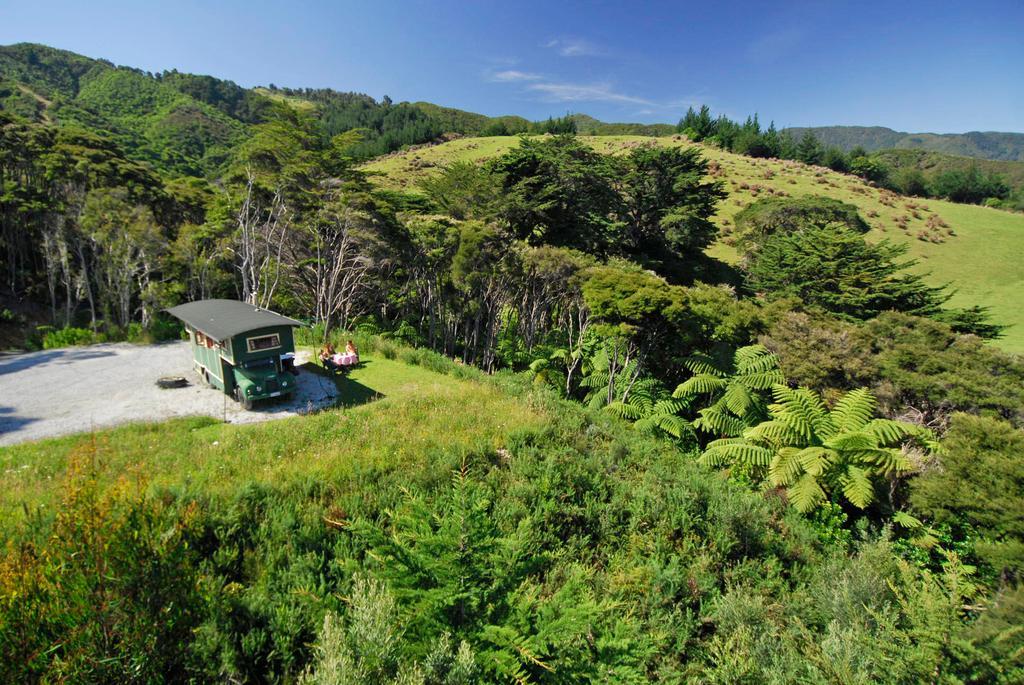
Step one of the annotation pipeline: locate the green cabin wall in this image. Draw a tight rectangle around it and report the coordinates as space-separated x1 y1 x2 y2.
229 326 295 366
184 324 296 395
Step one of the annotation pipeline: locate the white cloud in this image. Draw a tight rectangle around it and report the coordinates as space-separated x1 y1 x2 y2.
489 69 543 82
664 97 706 111
544 38 599 57
526 81 653 106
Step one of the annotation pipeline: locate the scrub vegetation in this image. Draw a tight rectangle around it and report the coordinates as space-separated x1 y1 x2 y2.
2 42 1024 683
4 337 1023 683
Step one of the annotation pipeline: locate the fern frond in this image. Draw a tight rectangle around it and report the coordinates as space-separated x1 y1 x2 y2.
673 374 727 397
736 352 781 375
625 391 655 414
684 353 725 377
859 448 914 476
795 446 834 477
863 419 934 449
769 447 804 486
733 344 771 366
663 414 697 441
830 388 876 432
736 369 786 390
840 465 875 509
701 442 774 467
548 347 570 362
606 401 644 420
824 431 879 453
642 414 694 441
652 397 687 415
893 510 924 529
694 406 747 437
633 416 656 433
723 383 755 417
706 437 746 449
787 473 827 513
770 385 828 441
743 420 802 446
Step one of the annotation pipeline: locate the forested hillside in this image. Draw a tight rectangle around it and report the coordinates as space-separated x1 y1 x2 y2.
3 41 1024 683
786 125 1024 161
872 147 1024 198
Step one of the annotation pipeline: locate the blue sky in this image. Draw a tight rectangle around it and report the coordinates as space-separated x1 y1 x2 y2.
2 0 1022 132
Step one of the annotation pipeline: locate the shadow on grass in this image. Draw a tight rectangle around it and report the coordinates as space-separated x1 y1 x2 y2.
298 361 385 409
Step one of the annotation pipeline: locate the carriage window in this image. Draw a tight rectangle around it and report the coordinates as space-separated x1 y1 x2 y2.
246 334 281 352
195 331 205 345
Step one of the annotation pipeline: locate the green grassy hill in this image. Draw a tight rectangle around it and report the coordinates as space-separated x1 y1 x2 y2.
364 134 1024 354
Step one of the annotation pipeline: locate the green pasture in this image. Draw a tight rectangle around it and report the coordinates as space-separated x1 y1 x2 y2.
365 135 1024 353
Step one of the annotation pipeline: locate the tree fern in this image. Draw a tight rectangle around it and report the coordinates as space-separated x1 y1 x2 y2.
675 344 785 438
608 379 695 444
698 386 937 513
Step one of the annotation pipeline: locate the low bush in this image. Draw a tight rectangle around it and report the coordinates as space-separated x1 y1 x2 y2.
40 325 102 349
0 448 205 683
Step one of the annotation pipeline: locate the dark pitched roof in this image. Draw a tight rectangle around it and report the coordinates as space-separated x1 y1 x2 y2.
166 299 304 341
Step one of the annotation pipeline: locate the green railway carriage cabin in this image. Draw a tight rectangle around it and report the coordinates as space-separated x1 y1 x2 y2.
167 299 304 409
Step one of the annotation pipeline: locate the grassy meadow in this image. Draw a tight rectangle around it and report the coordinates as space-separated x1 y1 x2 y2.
0 344 545 522
365 135 1024 353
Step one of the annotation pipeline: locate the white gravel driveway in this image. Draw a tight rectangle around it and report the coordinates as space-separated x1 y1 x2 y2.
0 342 338 447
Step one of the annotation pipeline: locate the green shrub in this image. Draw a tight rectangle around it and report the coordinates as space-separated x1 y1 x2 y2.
0 448 205 683
911 414 1024 578
0 342 1015 682
41 325 101 349
300 577 478 684
733 195 870 251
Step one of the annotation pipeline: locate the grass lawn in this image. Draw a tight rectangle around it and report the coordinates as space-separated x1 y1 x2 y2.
0 349 546 521
364 135 1024 354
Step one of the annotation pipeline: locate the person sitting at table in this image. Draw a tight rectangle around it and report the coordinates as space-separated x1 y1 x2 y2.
319 342 337 368
332 341 359 368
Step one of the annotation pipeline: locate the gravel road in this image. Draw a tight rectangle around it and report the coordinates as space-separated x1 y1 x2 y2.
0 341 338 447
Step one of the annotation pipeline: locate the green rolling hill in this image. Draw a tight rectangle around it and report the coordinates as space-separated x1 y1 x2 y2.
365 134 1024 354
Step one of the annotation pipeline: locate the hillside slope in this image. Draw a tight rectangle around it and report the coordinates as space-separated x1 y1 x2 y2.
364 135 1024 354
0 43 255 175
785 125 1024 161
4 339 998 682
872 147 1024 194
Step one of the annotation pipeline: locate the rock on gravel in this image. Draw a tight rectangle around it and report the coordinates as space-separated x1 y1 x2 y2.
0 341 338 447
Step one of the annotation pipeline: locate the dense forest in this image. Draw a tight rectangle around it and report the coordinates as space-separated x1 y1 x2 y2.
2 42 1024 683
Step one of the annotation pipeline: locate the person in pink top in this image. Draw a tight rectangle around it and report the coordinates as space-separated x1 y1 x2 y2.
333 339 359 367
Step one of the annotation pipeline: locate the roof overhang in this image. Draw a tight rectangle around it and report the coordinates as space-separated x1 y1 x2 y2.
166 299 304 341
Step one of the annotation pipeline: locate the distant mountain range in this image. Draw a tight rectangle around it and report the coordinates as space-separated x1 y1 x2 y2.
783 126 1024 162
